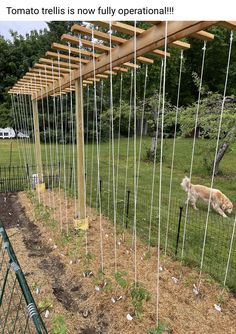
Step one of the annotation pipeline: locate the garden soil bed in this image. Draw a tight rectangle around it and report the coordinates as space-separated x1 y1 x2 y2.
0 190 236 334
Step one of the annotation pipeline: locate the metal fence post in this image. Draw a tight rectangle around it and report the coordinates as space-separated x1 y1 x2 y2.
175 206 183 256
0 223 48 333
69 166 73 190
99 178 102 208
126 190 131 229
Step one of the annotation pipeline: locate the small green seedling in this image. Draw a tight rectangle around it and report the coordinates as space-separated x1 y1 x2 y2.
38 297 53 312
59 230 73 246
52 315 67 334
115 271 129 289
143 251 151 260
93 266 106 286
32 282 40 289
130 282 150 318
147 320 171 334
49 218 58 229
103 278 113 293
32 281 41 293
27 190 35 202
34 203 50 222
83 252 93 272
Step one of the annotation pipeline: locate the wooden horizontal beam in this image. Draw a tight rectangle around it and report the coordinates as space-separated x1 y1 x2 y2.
96 74 108 79
113 66 128 73
18 78 52 87
83 80 94 84
52 93 64 96
72 24 126 44
169 40 190 50
50 92 66 97
92 21 144 35
23 73 57 82
92 21 190 50
104 70 117 75
34 63 72 73
27 71 61 79
219 21 236 30
17 79 35 84
11 88 38 92
64 88 75 93
30 68 65 77
33 21 217 100
39 57 82 69
145 21 214 41
190 30 214 41
52 42 101 58
16 81 48 87
87 77 100 82
152 49 170 57
62 35 140 69
9 89 33 92
14 82 47 90
46 51 87 64
72 24 154 64
18 78 43 83
26 73 60 82
123 62 140 69
136 56 154 64
61 34 110 52
18 79 49 85
14 85 41 89
9 91 34 95
14 81 44 86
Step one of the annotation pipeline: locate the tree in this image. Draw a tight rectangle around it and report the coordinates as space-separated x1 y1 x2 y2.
180 93 236 175
0 22 76 128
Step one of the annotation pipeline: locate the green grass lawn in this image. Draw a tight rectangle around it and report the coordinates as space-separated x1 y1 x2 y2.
1 137 236 291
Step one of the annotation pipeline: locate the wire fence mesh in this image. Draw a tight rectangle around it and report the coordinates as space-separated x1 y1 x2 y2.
0 163 236 293
86 174 236 293
0 223 48 333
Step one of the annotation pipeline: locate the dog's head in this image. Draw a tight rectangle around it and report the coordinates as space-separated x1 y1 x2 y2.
180 176 190 192
222 201 233 214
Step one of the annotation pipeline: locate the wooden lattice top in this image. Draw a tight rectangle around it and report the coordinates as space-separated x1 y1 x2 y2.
8 21 236 100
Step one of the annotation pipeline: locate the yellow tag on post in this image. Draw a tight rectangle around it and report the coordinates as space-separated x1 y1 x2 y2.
73 218 89 231
35 183 45 193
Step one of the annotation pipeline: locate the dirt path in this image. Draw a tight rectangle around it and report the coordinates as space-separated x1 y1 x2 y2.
0 193 110 333
1 191 236 334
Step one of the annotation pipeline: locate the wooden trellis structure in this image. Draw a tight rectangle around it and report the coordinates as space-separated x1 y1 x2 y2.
8 20 236 224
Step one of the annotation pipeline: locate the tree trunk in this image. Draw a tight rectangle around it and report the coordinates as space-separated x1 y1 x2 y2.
143 121 148 135
213 125 236 176
150 136 157 156
214 142 229 176
149 105 159 154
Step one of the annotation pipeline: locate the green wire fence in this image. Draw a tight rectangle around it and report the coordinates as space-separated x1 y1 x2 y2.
0 222 48 333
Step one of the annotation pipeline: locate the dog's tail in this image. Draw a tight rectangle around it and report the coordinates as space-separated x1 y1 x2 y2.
181 176 191 192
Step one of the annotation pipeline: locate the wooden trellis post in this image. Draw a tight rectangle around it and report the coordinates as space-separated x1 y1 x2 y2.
74 76 88 230
32 99 45 192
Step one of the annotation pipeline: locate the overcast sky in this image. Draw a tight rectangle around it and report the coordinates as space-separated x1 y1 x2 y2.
0 21 48 40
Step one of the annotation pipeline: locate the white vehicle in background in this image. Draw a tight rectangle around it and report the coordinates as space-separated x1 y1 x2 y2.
0 128 30 139
17 131 30 139
0 127 16 139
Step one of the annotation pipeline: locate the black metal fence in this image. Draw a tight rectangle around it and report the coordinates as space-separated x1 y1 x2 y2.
87 178 236 293
0 222 48 333
0 164 60 192
0 163 236 293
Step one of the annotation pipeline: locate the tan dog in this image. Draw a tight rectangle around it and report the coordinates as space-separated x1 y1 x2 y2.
181 176 233 218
